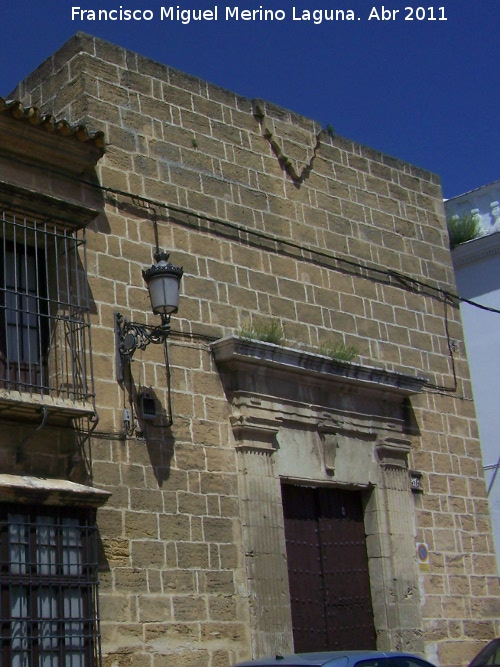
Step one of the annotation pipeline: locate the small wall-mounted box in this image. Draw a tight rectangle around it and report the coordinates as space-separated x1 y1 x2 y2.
139 393 157 420
409 470 423 493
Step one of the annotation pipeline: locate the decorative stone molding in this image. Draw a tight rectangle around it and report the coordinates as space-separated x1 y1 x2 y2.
491 201 500 228
317 421 373 475
0 389 96 421
318 429 340 474
230 413 282 452
213 336 425 471
252 100 322 183
452 229 500 267
212 330 425 657
0 474 111 508
212 335 429 399
0 181 99 229
0 101 104 176
376 437 412 469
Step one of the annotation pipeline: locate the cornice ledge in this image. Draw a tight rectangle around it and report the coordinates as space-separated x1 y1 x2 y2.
0 111 104 177
0 388 96 420
0 474 111 508
452 231 500 268
212 335 428 398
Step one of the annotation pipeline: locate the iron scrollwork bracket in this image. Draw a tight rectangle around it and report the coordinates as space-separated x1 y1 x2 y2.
116 313 170 358
115 312 171 381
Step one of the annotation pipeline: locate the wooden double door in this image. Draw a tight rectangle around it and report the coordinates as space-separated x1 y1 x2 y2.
282 484 377 652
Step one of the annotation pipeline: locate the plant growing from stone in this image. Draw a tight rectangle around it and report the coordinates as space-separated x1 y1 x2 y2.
447 213 482 249
238 320 285 345
319 340 359 362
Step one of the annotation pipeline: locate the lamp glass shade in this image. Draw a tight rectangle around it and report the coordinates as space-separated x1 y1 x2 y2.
147 272 181 315
142 252 183 316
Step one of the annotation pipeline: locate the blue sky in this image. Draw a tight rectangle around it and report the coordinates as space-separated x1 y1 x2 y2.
1 0 497 199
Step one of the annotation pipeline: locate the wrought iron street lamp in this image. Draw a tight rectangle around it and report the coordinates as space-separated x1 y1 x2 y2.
115 251 183 365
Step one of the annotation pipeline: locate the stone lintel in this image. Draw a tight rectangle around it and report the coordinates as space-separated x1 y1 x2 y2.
0 180 99 229
229 392 404 442
0 474 111 508
317 418 381 440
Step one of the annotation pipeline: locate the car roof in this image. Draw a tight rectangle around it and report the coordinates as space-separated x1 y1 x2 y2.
469 637 500 667
233 650 428 666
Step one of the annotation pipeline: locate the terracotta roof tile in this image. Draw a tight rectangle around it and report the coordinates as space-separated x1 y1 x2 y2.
0 97 105 148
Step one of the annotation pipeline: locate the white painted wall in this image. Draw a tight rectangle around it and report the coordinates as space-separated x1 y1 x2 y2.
446 180 500 234
448 182 500 568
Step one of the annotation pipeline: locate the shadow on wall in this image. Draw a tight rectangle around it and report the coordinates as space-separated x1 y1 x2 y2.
123 367 175 487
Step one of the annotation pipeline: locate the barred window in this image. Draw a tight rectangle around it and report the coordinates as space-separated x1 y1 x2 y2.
0 504 101 667
0 205 93 405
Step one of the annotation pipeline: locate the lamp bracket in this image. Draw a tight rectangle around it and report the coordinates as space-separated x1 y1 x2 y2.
115 312 171 360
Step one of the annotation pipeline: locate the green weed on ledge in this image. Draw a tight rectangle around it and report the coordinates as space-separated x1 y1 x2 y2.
238 320 285 346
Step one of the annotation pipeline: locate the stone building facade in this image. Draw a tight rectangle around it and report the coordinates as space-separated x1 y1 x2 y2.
1 31 498 667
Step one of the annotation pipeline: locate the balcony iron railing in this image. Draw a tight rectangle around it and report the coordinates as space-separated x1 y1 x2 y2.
0 206 94 406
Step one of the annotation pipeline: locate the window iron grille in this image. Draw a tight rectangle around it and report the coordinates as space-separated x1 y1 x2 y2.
0 504 102 667
0 206 94 405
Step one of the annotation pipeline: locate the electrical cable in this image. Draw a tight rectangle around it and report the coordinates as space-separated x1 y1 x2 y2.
2 150 496 316
3 152 495 399
97 180 500 317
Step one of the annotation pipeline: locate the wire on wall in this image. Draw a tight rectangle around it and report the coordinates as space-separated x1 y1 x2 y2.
3 152 494 400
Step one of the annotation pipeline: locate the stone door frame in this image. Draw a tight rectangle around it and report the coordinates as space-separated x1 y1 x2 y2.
212 336 427 659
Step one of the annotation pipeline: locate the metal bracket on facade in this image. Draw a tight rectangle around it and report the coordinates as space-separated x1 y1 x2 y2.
115 313 174 428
